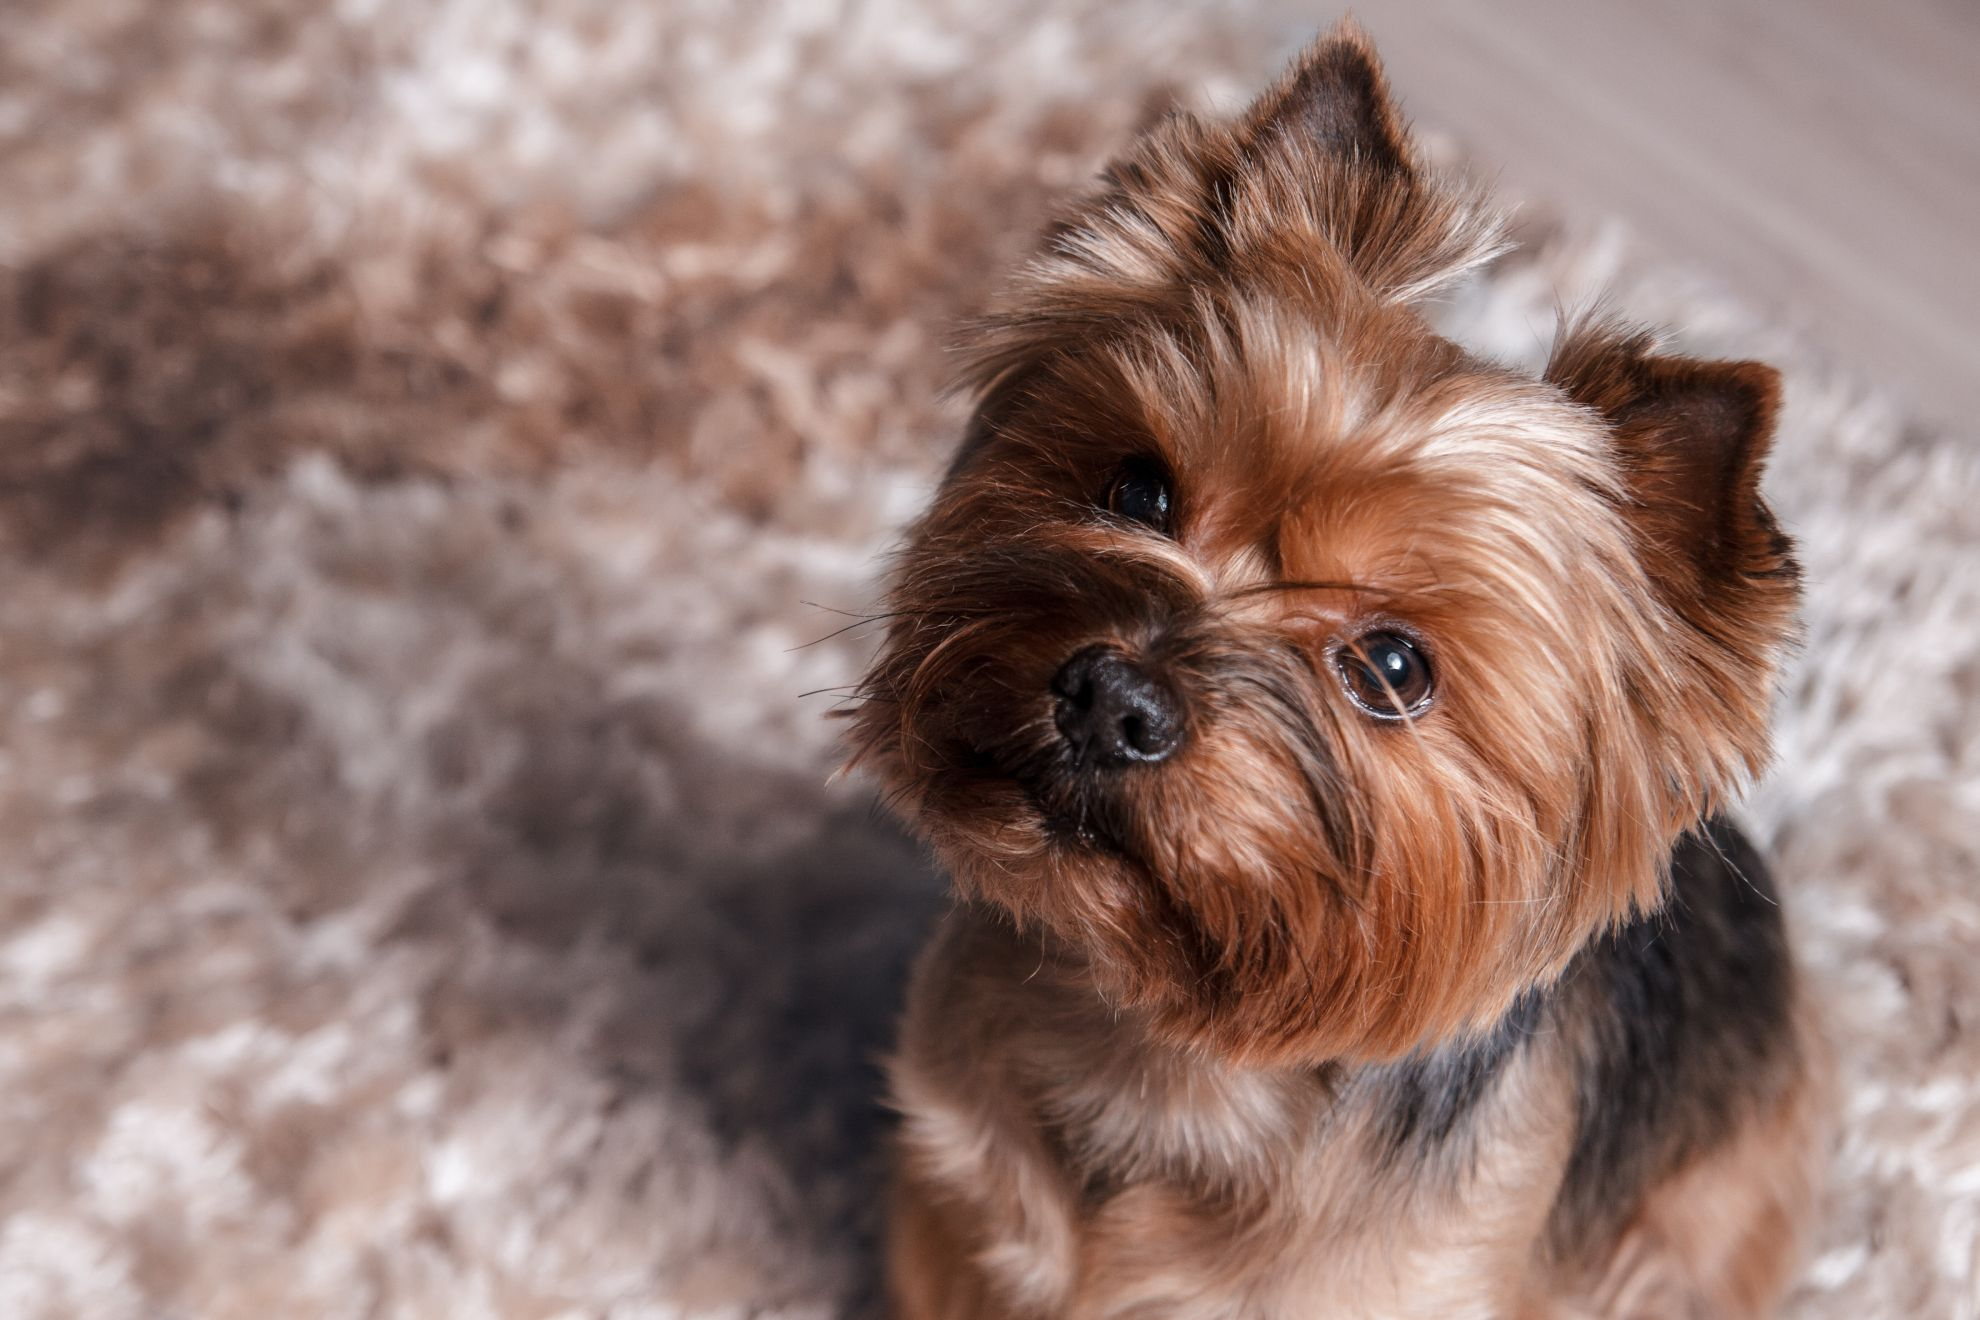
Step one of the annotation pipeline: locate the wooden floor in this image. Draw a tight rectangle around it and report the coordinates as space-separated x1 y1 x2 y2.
1269 0 1980 428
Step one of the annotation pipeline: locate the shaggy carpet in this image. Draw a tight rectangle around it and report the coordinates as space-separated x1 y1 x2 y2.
1 1 1974 1316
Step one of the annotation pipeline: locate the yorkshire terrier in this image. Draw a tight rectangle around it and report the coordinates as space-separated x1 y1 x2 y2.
851 22 1823 1318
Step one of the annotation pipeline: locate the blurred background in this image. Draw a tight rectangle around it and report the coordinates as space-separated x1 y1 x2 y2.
1348 0 1980 429
0 2 1974 1318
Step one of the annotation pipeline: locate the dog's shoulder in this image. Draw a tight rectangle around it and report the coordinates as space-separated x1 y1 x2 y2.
1549 815 1800 1259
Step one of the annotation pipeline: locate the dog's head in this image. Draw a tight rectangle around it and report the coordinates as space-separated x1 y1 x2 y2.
851 25 1798 1064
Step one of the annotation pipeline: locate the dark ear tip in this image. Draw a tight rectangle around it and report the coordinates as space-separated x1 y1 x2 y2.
1637 357 1783 450
1240 18 1411 171
1320 14 1381 56
1719 360 1784 421
1287 18 1389 100
1552 325 1782 448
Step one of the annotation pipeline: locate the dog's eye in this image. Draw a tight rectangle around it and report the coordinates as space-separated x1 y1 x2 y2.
1336 631 1434 719
1105 460 1173 533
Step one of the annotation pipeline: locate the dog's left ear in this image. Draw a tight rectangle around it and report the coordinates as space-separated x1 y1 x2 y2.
1547 324 1797 605
1235 21 1413 178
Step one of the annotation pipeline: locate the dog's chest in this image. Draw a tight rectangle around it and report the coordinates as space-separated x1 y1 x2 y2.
1040 1050 1574 1319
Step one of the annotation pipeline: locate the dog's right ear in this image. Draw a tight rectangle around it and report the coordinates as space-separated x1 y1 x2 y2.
955 22 1502 466
1218 20 1504 301
990 20 1497 337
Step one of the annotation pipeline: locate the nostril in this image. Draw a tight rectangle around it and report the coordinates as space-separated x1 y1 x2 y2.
1121 708 1174 759
1051 653 1097 708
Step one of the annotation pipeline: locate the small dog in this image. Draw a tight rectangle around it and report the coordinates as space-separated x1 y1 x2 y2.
851 22 1823 1318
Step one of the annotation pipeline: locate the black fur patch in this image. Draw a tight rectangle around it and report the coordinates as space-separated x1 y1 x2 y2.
1378 984 1549 1161
1546 815 1798 1259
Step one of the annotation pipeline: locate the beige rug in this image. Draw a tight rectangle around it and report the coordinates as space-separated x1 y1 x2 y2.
1 2 1974 1315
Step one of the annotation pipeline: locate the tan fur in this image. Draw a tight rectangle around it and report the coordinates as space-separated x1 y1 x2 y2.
890 1167 1012 1320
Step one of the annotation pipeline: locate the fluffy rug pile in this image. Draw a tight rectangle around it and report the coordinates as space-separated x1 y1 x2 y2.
1 1 1973 1315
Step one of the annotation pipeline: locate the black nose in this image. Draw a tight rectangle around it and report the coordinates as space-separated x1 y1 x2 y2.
1051 647 1184 767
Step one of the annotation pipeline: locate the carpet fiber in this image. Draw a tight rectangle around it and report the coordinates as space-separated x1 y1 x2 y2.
0 2 1974 1315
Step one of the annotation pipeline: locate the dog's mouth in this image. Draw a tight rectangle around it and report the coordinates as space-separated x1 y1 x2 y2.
956 739 1136 858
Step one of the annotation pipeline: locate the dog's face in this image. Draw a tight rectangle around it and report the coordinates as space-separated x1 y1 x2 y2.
852 27 1798 1065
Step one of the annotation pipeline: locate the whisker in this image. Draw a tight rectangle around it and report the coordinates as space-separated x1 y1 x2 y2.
799 599 892 620
1229 579 1394 602
787 617 890 650
796 683 864 698
790 602 945 651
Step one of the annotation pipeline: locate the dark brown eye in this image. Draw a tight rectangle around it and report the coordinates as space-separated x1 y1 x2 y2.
1105 460 1172 534
1336 631 1434 719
